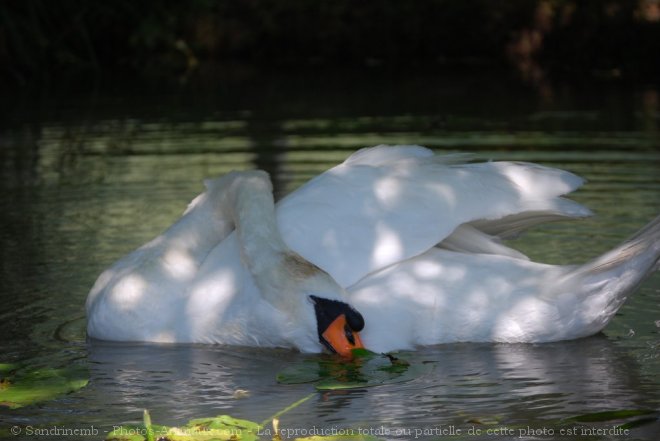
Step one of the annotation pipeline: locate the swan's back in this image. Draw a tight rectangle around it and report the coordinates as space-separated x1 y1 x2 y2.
276 145 591 287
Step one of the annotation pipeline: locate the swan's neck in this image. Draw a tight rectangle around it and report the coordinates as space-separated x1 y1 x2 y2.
229 171 316 310
230 172 288 271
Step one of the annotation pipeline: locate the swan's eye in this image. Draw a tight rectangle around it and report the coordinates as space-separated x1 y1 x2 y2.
346 310 365 332
344 323 355 345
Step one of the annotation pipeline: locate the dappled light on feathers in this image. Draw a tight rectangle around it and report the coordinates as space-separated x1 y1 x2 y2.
86 145 660 354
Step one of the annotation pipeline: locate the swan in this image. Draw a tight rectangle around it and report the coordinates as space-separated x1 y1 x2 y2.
86 145 660 354
86 170 365 356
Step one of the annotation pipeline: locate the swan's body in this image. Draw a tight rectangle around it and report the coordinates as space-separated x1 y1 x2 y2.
86 145 660 353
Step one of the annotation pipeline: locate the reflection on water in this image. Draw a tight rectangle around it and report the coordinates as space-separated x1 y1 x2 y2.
14 337 658 440
0 72 659 440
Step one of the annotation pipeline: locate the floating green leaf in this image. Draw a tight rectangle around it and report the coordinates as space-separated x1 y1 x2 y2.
0 363 20 375
348 348 374 358
455 409 659 438
277 351 432 390
107 414 261 441
563 409 656 423
187 415 260 435
0 363 88 409
294 435 382 441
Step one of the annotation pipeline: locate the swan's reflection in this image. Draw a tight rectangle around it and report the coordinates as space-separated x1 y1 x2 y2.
87 341 306 423
315 337 658 434
87 336 658 436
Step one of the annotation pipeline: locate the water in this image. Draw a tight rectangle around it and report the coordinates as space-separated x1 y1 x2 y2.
1 69 659 440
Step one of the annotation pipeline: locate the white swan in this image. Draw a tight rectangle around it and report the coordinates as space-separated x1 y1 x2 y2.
86 170 365 356
86 145 660 354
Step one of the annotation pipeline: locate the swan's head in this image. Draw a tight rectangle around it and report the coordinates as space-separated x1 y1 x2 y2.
310 295 365 357
277 253 366 357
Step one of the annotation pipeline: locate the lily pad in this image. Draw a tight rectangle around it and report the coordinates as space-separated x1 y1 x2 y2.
294 436 382 441
186 414 260 438
0 363 88 409
277 351 432 390
107 414 261 441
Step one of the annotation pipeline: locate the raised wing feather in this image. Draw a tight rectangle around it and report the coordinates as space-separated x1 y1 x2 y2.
276 145 590 287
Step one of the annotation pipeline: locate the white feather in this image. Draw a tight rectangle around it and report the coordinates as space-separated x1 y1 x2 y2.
86 145 660 353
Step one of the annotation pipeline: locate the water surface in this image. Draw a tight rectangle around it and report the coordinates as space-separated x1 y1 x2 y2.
1 71 659 440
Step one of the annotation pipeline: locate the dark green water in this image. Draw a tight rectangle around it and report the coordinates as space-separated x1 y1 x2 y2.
1 70 659 440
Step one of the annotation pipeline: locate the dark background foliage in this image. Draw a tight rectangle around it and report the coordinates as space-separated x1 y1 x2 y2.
1 0 659 85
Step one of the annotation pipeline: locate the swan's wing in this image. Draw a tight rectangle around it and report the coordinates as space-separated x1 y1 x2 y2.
437 198 593 260
346 248 572 350
276 145 591 287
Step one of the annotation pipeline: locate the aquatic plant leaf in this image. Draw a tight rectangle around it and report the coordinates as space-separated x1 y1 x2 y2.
294 435 383 441
185 414 261 438
564 409 655 423
0 363 20 375
107 414 261 441
143 410 155 441
350 348 377 358
0 364 88 409
277 353 432 390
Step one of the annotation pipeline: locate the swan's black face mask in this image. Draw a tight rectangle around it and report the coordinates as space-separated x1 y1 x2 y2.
310 295 365 358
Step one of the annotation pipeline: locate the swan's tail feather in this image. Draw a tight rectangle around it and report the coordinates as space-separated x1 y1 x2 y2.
538 215 660 339
575 214 660 279
627 213 660 248
561 215 660 309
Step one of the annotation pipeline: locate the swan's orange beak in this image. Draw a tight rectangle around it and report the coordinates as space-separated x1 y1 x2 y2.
321 314 364 358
